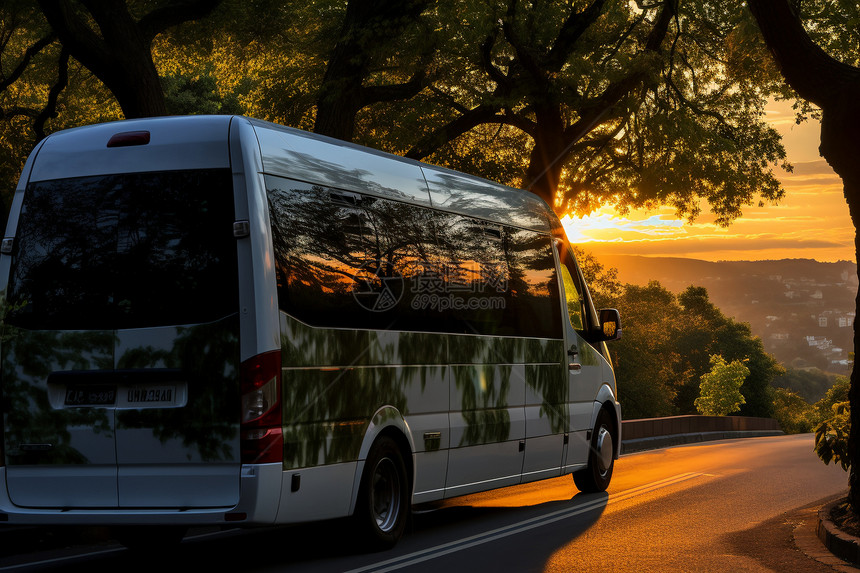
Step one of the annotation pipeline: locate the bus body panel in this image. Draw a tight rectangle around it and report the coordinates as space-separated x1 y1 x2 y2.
28 116 231 182
232 118 281 362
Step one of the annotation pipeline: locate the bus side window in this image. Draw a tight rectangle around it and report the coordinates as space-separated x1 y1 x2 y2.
559 254 585 332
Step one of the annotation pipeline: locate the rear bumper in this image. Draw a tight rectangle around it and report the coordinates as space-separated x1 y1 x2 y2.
0 463 284 526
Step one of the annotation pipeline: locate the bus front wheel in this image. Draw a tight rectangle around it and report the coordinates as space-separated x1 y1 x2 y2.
573 408 615 493
354 435 410 550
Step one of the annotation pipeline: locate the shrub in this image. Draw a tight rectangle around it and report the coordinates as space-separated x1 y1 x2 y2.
814 400 851 472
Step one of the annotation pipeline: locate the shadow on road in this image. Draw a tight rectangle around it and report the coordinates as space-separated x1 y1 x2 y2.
0 490 609 572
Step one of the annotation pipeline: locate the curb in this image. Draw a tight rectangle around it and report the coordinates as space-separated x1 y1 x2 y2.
817 499 860 566
620 430 785 454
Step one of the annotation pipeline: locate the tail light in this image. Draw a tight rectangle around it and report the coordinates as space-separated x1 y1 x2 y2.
240 350 283 464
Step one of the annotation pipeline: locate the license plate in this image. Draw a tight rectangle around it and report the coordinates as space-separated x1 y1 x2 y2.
64 386 117 406
125 386 176 405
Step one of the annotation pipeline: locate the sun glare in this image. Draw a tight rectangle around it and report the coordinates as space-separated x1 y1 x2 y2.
561 208 686 244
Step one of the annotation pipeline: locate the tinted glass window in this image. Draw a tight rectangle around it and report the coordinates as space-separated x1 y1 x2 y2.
267 174 561 339
267 176 447 332
432 214 561 338
6 169 237 330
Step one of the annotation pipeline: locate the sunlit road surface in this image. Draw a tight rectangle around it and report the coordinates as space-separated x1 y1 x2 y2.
0 434 849 572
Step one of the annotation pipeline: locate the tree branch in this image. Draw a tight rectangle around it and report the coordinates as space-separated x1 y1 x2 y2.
502 0 543 82
138 0 223 43
405 103 502 159
360 69 428 107
562 0 676 145
0 106 39 120
38 0 113 78
747 0 860 107
480 28 509 90
0 33 56 92
33 48 69 141
545 0 608 72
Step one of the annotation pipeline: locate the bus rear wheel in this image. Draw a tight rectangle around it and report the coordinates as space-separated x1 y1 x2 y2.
354 435 409 550
573 408 615 493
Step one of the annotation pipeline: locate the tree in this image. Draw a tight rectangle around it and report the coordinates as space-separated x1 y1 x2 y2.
38 0 223 118
815 401 851 472
611 281 682 419
695 355 749 416
747 0 860 512
397 0 787 222
674 286 782 417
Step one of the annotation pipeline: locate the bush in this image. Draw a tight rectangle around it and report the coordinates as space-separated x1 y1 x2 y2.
695 355 749 416
771 387 815 434
814 400 851 472
814 376 850 424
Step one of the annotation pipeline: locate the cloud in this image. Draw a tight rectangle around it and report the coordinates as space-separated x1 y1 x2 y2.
587 236 847 257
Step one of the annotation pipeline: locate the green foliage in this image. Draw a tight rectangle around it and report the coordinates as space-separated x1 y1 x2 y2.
611 280 682 419
814 376 850 423
673 286 782 418
695 355 749 416
771 387 815 434
765 376 847 435
815 400 851 472
571 246 622 310
772 367 836 403
162 72 243 116
575 249 783 420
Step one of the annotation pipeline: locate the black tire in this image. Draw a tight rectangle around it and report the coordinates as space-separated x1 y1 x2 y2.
573 408 616 493
113 525 187 550
354 435 410 550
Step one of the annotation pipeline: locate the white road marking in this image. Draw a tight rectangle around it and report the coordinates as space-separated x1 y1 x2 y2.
0 547 125 571
344 472 707 573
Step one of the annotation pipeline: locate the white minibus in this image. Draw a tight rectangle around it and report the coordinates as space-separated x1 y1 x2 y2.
0 116 621 548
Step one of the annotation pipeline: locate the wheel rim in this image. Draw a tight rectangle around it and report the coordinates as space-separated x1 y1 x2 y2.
595 426 613 476
371 457 401 533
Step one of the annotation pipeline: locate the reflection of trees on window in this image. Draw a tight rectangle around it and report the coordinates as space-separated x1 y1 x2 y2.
1 317 240 466
266 174 561 339
6 170 237 331
268 179 369 324
2 329 114 465
502 228 562 339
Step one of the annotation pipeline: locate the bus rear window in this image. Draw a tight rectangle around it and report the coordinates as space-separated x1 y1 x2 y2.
5 169 237 330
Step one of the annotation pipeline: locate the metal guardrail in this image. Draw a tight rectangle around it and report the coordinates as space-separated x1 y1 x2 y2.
621 415 784 454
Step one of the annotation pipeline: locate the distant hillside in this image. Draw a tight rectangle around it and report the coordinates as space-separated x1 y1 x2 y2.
597 255 858 374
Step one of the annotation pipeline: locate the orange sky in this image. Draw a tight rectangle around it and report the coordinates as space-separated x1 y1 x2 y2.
563 100 855 263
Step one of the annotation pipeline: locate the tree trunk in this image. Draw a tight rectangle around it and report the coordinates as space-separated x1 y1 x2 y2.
39 0 221 120
523 106 569 208
823 105 860 512
103 46 167 119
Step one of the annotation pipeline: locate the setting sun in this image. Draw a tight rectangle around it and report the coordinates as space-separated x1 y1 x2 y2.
563 99 855 263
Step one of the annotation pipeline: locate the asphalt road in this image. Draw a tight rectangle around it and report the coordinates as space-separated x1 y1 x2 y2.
0 434 851 572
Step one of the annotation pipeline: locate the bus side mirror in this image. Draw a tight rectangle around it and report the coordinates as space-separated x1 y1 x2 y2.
597 308 622 341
